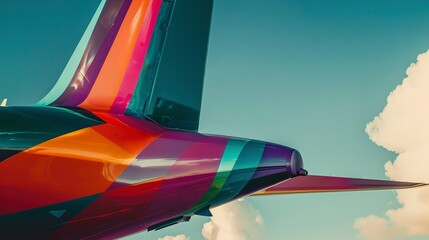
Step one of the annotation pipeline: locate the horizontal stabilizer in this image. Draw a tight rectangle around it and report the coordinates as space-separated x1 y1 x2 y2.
252 175 427 196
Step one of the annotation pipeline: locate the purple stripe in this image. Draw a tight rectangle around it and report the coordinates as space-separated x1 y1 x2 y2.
51 0 131 106
234 143 293 199
252 143 293 179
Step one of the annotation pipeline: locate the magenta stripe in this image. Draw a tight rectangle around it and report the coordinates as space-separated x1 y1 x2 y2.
110 131 197 189
142 136 228 217
110 0 162 114
51 0 132 106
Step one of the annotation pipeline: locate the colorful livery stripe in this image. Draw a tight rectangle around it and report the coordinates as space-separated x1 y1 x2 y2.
184 139 248 214
34 0 213 132
110 0 162 114
2 0 423 239
36 0 165 115
37 0 161 112
36 0 106 106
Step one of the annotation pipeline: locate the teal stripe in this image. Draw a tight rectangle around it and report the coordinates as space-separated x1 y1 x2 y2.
184 139 247 214
217 139 248 181
35 0 106 106
211 140 266 207
125 1 175 117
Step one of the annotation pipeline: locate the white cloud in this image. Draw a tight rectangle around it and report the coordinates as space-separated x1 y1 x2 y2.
158 234 190 240
202 199 264 240
354 50 429 239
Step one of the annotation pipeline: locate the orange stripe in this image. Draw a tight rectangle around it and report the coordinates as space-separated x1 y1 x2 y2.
92 121 156 156
0 121 158 215
79 0 150 111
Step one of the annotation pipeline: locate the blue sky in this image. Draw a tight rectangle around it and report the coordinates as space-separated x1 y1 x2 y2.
1 0 429 239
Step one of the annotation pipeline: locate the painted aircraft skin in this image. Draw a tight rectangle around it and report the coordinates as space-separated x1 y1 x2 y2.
0 0 426 239
0 106 305 239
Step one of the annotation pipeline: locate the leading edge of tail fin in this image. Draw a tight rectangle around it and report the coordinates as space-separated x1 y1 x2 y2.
251 175 428 196
37 0 214 131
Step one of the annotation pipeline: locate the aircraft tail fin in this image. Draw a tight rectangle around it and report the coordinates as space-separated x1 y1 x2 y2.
251 175 427 196
1 99 7 107
37 0 214 131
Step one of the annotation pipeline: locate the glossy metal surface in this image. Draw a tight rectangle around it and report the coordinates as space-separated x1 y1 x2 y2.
2 0 425 239
0 106 424 238
0 106 298 239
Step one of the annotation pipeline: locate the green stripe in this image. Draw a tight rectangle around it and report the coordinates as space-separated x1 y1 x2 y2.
36 0 106 106
210 140 266 207
184 139 247 215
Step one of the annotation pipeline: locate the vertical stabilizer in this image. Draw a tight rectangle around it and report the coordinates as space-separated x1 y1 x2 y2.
37 0 214 131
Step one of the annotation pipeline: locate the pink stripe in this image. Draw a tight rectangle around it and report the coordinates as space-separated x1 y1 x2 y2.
110 0 162 114
139 136 228 219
